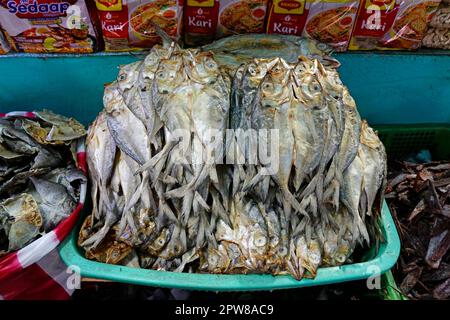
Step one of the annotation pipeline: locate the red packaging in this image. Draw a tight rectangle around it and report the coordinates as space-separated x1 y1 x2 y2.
184 0 219 46
349 0 401 50
266 0 311 36
95 0 183 52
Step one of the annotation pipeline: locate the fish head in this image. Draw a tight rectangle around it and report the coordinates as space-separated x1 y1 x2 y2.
249 225 268 258
142 45 169 80
342 87 357 109
360 120 383 150
304 239 322 277
322 229 338 266
286 237 305 280
293 70 325 110
117 61 141 93
159 224 186 260
103 82 123 114
200 244 231 273
187 51 222 85
293 56 316 76
154 55 185 95
147 227 170 254
235 200 268 268
332 240 351 265
315 66 343 100
242 58 275 92
259 71 290 109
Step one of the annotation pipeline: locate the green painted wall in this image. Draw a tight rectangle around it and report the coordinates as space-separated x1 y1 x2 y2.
1 52 449 126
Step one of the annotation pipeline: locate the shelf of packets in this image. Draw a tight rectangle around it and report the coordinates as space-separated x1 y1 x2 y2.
0 0 449 55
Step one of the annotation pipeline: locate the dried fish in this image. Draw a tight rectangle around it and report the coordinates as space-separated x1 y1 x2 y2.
0 111 86 252
81 34 385 280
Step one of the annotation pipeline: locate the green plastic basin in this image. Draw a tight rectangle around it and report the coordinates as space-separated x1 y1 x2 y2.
59 201 400 291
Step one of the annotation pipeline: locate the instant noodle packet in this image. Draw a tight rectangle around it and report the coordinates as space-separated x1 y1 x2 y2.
216 0 268 38
184 0 219 46
266 0 312 36
377 0 441 49
349 0 401 50
95 0 183 52
303 0 360 51
0 0 102 53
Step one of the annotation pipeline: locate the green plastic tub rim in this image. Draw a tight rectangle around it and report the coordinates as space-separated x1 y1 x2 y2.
380 271 409 300
59 201 400 291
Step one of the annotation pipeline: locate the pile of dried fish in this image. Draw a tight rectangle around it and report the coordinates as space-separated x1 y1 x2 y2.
387 161 450 299
80 33 387 280
0 111 87 255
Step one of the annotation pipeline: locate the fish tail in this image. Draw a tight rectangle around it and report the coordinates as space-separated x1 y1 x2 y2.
82 220 113 249
196 215 206 249
299 174 318 199
242 170 264 193
194 191 210 211
181 191 194 226
160 199 178 222
293 169 305 193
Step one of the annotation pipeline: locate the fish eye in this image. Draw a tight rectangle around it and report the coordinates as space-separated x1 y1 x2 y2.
118 73 126 81
278 247 288 256
254 236 267 247
310 82 321 92
262 82 272 91
248 64 257 76
157 71 165 79
208 255 218 265
272 65 281 73
295 63 306 73
205 59 217 69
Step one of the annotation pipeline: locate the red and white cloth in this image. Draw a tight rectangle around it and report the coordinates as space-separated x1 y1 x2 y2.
0 111 87 300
